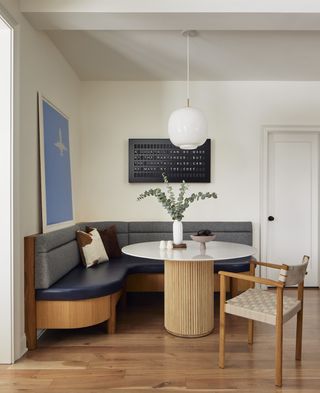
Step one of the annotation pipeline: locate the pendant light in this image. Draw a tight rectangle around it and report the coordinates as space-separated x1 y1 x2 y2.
168 30 207 150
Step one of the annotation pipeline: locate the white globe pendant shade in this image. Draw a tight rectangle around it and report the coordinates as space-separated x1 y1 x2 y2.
168 106 207 150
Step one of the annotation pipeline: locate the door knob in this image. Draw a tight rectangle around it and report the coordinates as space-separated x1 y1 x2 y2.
268 216 275 221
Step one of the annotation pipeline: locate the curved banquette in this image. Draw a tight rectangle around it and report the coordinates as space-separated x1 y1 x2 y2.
25 221 253 350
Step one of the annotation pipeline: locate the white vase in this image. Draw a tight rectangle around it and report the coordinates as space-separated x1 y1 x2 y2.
173 220 183 245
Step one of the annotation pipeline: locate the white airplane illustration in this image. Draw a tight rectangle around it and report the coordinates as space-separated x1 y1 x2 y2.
54 128 68 156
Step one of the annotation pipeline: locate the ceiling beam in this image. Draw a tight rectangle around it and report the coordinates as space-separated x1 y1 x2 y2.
19 0 320 31
19 12 320 31
18 0 320 13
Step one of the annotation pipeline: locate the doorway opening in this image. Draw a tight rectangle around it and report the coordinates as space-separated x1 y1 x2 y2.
0 12 14 363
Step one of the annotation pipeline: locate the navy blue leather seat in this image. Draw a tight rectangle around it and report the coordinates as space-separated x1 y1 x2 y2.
36 255 251 301
35 255 163 301
125 255 164 274
125 255 251 274
214 257 251 273
36 259 127 301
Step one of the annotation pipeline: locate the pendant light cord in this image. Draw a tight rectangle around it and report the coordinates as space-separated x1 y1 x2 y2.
186 33 190 107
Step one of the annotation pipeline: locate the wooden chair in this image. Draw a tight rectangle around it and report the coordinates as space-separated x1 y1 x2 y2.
218 255 309 387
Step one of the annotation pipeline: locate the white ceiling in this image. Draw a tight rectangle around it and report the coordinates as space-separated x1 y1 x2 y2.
47 30 320 81
20 0 320 81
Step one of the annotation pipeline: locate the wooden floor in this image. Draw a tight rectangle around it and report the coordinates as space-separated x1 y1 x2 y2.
1 289 320 392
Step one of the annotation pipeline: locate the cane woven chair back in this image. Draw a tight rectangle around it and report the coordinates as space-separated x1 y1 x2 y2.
278 255 309 286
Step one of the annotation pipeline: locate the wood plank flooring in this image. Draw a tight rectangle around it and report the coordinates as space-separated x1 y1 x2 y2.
1 289 320 392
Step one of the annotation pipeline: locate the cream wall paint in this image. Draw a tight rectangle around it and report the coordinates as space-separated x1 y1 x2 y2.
79 81 320 253
0 0 81 360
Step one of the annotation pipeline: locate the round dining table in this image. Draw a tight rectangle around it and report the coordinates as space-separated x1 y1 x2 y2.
122 240 256 338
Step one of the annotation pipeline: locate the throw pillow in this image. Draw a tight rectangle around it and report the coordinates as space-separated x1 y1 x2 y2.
86 225 122 258
76 228 109 268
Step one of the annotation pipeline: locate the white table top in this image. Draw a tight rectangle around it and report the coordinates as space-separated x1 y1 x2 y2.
122 241 256 262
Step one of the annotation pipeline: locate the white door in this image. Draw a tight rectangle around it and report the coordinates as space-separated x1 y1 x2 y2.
265 132 319 287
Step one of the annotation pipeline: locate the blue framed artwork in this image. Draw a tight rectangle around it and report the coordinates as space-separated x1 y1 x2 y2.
38 94 74 232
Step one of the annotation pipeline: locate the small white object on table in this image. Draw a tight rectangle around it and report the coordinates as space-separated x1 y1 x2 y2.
122 240 256 338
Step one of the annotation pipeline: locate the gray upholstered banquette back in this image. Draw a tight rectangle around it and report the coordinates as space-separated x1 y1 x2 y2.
34 221 252 289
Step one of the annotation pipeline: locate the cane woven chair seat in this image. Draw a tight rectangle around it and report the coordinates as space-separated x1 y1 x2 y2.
225 288 301 325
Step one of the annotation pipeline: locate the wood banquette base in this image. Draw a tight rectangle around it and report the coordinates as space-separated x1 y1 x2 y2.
24 235 122 350
36 292 121 330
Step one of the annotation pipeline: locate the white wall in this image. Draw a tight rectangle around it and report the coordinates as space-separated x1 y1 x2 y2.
0 0 81 360
79 81 320 251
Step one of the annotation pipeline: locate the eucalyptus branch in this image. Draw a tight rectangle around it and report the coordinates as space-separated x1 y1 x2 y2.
163 173 176 206
137 174 217 221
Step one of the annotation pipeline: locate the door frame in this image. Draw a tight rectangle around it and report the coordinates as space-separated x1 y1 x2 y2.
0 4 20 363
260 125 320 285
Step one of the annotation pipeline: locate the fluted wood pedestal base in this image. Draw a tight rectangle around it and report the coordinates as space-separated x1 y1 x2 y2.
164 260 214 337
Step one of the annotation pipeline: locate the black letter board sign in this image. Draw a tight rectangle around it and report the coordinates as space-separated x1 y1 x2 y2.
129 138 211 183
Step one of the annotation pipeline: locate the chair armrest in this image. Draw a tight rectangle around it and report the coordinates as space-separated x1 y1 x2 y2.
250 260 288 271
219 271 284 288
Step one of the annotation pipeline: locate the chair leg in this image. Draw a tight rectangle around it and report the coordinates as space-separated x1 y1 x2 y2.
296 281 304 361
275 287 284 387
295 309 303 360
230 278 238 298
219 275 226 369
275 321 283 387
248 320 254 345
